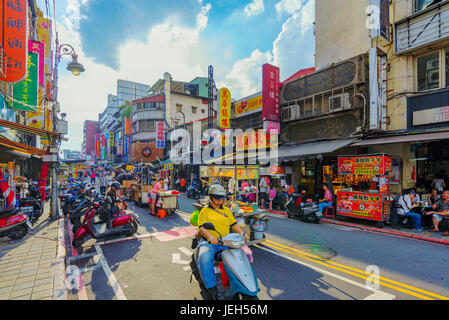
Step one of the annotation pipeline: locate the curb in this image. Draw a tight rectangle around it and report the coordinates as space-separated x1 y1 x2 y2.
265 208 449 247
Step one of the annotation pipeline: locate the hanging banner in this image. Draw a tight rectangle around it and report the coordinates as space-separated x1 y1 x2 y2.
28 40 44 86
125 117 131 135
13 52 38 111
262 63 280 122
36 10 52 75
95 134 100 157
218 88 231 129
0 0 28 83
156 121 165 149
45 108 52 131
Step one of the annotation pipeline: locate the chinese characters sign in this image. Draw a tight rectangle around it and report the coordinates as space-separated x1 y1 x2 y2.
13 52 38 111
218 88 231 130
156 121 165 149
338 155 393 176
95 134 100 157
125 117 131 135
0 0 28 83
236 130 273 151
262 63 280 122
28 40 44 86
235 94 262 117
337 191 383 221
235 167 259 180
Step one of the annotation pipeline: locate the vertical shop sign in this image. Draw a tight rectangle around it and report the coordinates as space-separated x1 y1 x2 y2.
28 40 44 86
13 52 38 111
262 63 280 122
218 88 231 130
156 121 165 149
125 117 131 135
95 134 100 157
0 0 28 83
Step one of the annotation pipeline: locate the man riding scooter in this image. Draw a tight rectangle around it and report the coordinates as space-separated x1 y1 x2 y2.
197 184 249 300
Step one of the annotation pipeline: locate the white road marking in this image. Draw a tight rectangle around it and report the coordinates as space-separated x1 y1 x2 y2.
95 245 127 300
179 247 193 256
172 253 190 265
183 266 191 272
256 245 395 300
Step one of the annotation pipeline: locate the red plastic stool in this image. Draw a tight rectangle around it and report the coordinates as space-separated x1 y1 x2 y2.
324 207 335 219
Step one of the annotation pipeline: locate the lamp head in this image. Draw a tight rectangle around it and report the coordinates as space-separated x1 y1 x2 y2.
67 54 85 76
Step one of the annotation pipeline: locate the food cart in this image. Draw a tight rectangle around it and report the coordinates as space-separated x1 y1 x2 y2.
156 190 180 217
131 163 153 207
196 165 268 246
336 154 394 228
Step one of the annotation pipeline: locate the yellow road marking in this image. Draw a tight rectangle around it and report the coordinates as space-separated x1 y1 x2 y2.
176 210 448 300
263 241 447 300
264 239 449 300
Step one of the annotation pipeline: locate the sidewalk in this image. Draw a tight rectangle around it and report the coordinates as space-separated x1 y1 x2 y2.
261 208 449 246
0 203 67 300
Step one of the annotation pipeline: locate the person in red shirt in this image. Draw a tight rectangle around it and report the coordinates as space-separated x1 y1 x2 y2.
180 177 186 192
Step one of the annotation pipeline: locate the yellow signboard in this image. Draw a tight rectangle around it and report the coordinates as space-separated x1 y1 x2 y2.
235 94 262 117
218 88 231 129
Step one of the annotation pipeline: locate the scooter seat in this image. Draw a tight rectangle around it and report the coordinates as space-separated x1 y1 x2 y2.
0 209 20 219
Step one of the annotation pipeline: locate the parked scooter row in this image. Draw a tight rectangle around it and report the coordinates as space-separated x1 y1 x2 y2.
69 189 139 248
285 193 322 223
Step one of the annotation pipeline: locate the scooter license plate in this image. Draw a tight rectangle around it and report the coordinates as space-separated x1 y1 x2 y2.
21 207 34 213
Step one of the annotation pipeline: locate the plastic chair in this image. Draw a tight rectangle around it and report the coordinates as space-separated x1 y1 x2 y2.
324 206 335 219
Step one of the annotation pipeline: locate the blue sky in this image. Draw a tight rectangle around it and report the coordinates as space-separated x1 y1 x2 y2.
44 0 315 151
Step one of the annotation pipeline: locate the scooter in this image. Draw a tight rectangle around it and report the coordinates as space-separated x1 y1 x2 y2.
72 196 139 248
18 185 43 225
187 185 201 200
285 193 321 223
0 209 32 240
191 223 259 300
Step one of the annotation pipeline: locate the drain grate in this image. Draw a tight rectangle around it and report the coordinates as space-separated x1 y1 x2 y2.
290 243 337 260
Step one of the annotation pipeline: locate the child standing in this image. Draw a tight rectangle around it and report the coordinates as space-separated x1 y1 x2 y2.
269 186 276 210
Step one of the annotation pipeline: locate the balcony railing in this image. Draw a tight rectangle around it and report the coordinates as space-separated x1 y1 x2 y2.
395 0 449 54
281 84 362 122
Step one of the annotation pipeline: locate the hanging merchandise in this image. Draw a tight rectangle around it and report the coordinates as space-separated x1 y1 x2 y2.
0 169 16 209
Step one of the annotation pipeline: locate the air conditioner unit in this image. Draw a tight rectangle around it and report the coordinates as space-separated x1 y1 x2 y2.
329 93 352 112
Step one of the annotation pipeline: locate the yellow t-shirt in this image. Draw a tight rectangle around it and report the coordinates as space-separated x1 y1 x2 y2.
198 205 237 239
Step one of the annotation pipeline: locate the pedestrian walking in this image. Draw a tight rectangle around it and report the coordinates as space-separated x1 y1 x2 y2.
91 170 96 184
259 176 268 209
175 177 180 191
180 177 186 192
100 174 106 194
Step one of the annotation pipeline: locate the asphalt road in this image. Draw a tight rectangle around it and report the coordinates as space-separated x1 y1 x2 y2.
65 192 449 300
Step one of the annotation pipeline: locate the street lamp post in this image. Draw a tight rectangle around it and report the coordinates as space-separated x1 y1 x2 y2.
49 35 85 220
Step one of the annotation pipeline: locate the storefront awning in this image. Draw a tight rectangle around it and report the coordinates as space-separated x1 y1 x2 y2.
0 137 47 157
247 139 357 163
351 131 449 147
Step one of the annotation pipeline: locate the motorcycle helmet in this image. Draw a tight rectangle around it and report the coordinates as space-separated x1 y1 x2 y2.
111 181 121 190
208 184 226 200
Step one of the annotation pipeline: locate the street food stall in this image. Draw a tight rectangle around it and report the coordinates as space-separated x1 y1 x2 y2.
195 165 268 246
131 163 153 207
336 154 394 228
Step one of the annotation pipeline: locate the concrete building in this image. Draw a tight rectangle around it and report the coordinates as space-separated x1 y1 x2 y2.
82 120 99 160
149 73 210 129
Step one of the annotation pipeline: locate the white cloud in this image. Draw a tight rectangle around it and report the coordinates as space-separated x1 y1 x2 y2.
218 49 273 99
244 0 265 17
273 0 315 80
219 0 314 99
275 0 305 16
59 1 212 150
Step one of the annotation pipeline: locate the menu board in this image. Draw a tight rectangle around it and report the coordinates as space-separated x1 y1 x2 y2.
337 191 383 221
338 156 393 176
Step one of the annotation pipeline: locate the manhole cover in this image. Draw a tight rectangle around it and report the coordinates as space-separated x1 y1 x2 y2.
290 243 337 260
